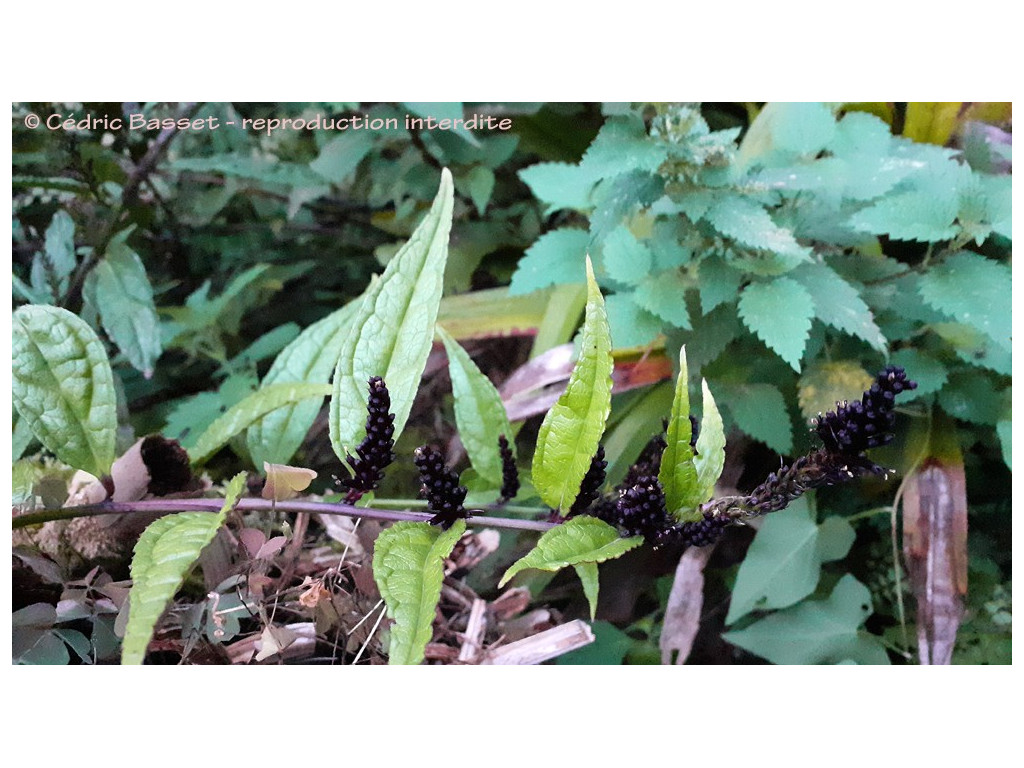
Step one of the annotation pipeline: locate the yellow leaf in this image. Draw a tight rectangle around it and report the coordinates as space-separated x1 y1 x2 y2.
798 362 874 424
262 462 317 501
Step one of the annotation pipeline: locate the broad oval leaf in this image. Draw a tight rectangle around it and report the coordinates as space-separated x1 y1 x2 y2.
693 379 726 507
330 169 455 459
532 257 613 512
437 324 514 489
121 473 245 664
186 382 332 465
499 516 643 587
738 277 814 372
247 300 359 467
373 519 466 665
12 304 117 477
659 347 700 521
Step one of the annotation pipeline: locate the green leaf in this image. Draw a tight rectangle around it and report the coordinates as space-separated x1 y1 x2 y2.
632 270 693 330
169 154 324 187
437 325 514 489
724 574 889 665
791 262 887 352
698 256 742 315
85 229 162 377
532 258 614 512
930 322 1011 376
518 161 596 214
464 166 495 216
725 498 855 624
659 347 699 521
693 379 726 506
937 371 1004 426
738 277 815 371
919 251 1011 352
716 382 794 454
35 209 77 299
12 305 117 477
499 516 643 587
604 292 663 349
557 620 632 665
508 228 589 296
309 131 374 185
797 362 874 423
186 382 332 465
573 562 601 620
738 102 837 168
122 473 245 664
888 348 948 400
13 413 35 462
706 197 811 268
996 419 1011 470
247 301 359 467
373 520 466 665
330 169 455 459
579 115 667 179
602 225 652 285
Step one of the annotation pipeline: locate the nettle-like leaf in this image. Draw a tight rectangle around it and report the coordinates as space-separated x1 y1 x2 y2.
437 325 514 489
791 262 887 353
724 574 889 665
738 277 814 372
632 270 693 330
532 257 614 512
83 228 163 377
658 347 699 521
187 382 332 465
247 300 359 467
12 305 117 477
518 161 596 214
29 209 77 302
122 473 245 664
715 381 794 455
725 498 855 625
918 251 1011 352
692 379 726 506
498 516 644 619
373 520 466 665
705 197 811 271
330 169 454 460
508 228 589 296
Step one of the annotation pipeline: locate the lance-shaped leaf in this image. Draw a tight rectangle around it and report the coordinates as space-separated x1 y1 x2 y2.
692 379 726 507
186 382 332 465
84 228 162 377
437 324 514 489
531 257 613 512
659 347 700 521
121 473 245 664
373 520 466 665
331 169 454 460
12 304 117 477
247 300 359 467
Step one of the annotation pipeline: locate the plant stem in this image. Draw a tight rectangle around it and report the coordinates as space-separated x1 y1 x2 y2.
11 497 558 533
367 497 548 516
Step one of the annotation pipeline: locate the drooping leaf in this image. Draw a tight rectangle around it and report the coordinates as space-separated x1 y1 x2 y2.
706 197 811 269
724 574 889 665
12 304 117 477
659 347 699 521
437 325 514 489
247 301 359 467
918 251 1011 352
573 562 601 620
464 166 495 215
660 544 714 664
187 382 332 465
499 516 643 587
330 169 454 460
791 262 887 352
373 520 466 665
84 229 163 377
532 257 614 512
738 277 815 372
262 462 317 502
693 379 726 505
121 473 245 664
508 228 589 296
697 256 742 315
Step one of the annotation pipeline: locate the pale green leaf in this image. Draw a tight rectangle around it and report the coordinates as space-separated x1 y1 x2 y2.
602 225 652 285
693 379 726 506
499 516 643 587
919 251 1011 352
604 292 663 349
632 270 693 329
464 166 495 216
508 228 589 296
437 325 513 489
738 102 837 169
532 258 614 512
724 575 889 665
996 419 1011 470
698 256 742 315
888 349 948 399
247 301 359 467
12 305 117 477
705 196 811 265
373 520 466 665
13 414 35 462
187 382 332 465
518 161 596 214
309 131 374 185
937 371 1004 426
579 115 668 179
659 347 699 521
122 473 245 664
791 262 887 352
330 169 454 459
715 381 793 454
738 278 815 371
86 229 163 376
41 210 77 297
573 562 601 621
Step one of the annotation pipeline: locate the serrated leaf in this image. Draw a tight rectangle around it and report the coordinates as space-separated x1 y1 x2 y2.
604 292 663 349
930 322 1011 376
12 305 117 477
698 256 742 315
247 301 359 467
518 161 596 214
85 229 162 377
602 225 652 285
330 169 454 459
498 516 643 587
187 382 332 465
888 349 948 399
632 270 692 330
738 102 837 169
508 228 589 296
373 520 466 665
936 371 1004 426
724 574 888 665
122 473 245 664
437 325 514 489
573 562 601 621
39 210 77 298
532 258 614 512
919 251 1011 352
693 379 726 506
716 381 794 454
791 262 887 352
706 197 811 266
797 362 874 423
739 278 814 371
659 347 700 521
848 164 966 243
579 115 668 179
588 170 664 242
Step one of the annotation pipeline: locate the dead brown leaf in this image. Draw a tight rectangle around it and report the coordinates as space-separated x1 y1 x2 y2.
660 544 714 665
